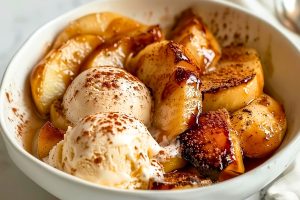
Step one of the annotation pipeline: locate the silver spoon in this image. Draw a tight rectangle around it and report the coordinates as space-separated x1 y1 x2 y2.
275 0 300 34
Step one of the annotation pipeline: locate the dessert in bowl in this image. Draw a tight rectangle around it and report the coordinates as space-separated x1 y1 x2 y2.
1 0 300 199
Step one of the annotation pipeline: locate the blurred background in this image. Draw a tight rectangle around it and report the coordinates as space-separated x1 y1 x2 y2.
0 0 299 199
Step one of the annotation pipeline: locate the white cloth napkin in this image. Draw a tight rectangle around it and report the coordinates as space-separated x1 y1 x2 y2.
230 1 300 200
264 154 300 200
265 158 300 200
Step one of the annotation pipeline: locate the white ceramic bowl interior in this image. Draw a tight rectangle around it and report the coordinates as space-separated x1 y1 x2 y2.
1 0 300 199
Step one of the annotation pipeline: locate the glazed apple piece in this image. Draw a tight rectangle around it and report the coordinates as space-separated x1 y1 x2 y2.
218 47 264 87
31 34 103 117
178 109 244 181
170 8 221 72
81 25 162 71
127 40 202 141
37 121 64 159
231 94 287 158
158 140 188 173
160 157 187 173
50 99 70 130
149 168 212 190
201 47 264 112
219 132 245 181
53 12 146 49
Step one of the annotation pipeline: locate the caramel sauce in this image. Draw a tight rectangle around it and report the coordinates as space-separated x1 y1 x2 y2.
163 155 269 186
243 156 270 172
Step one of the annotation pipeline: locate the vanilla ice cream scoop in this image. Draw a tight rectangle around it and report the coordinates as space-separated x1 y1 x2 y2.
48 112 164 189
62 67 152 126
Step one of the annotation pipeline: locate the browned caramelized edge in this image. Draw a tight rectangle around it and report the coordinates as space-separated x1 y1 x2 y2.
178 109 235 180
41 121 65 137
161 67 201 101
149 169 212 190
85 25 162 61
170 8 206 39
201 65 256 94
167 41 191 64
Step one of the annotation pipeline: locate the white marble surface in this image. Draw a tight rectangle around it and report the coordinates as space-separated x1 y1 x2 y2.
0 1 91 199
0 0 298 199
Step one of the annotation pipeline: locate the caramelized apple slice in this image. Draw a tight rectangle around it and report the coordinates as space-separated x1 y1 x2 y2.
50 99 70 130
231 94 287 158
127 41 202 141
201 47 264 113
31 35 103 116
149 168 212 190
178 109 244 181
218 47 264 88
81 25 162 71
219 132 245 181
201 64 262 112
160 157 187 173
53 12 146 49
157 140 187 173
170 8 221 71
37 121 64 159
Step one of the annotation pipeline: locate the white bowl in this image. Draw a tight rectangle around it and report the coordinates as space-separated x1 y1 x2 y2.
1 0 300 199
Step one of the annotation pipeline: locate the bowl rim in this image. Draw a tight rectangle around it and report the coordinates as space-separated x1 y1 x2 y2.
1 0 300 195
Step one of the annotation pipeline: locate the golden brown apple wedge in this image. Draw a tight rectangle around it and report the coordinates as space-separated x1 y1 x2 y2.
31 34 103 116
231 94 287 158
218 47 264 88
170 8 221 72
82 38 131 70
160 157 187 173
201 65 262 112
178 109 244 181
219 132 245 181
53 12 146 49
37 121 64 159
50 99 70 130
127 40 202 141
201 47 264 112
81 25 162 70
158 140 187 173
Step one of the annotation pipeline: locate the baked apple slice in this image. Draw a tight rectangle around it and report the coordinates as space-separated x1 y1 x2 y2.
201 47 264 112
219 132 245 181
36 121 64 159
127 41 202 141
81 25 162 71
53 12 146 49
231 94 287 158
218 47 264 87
50 99 70 130
170 8 221 72
158 141 187 173
31 34 102 116
178 109 244 181
160 157 187 173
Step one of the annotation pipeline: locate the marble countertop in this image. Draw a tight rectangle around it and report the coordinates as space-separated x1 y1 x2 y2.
0 1 89 199
0 0 298 199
